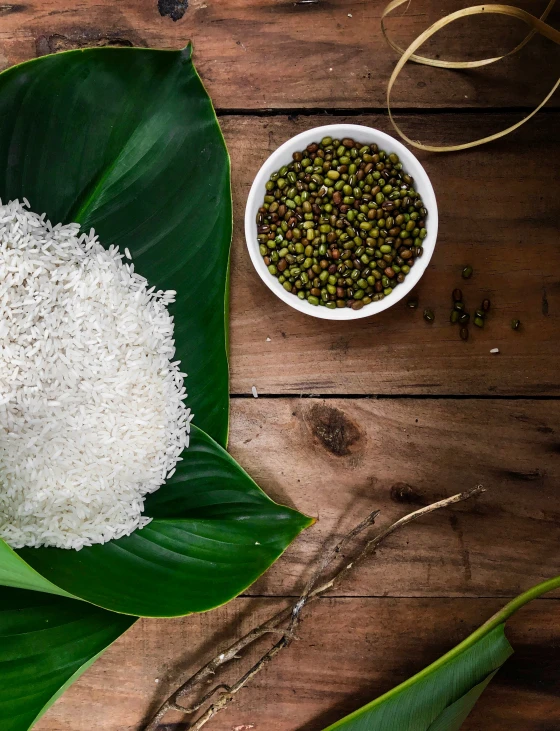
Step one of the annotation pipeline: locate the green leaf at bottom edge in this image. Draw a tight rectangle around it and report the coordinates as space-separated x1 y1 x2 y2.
17 426 314 617
0 588 135 731
322 577 560 731
427 669 500 731
322 624 512 731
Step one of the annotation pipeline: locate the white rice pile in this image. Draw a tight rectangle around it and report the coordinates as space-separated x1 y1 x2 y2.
0 199 191 550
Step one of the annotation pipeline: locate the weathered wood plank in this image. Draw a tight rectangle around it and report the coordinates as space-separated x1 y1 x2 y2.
34 596 560 731
33 397 560 730
0 0 558 110
229 398 560 599
225 113 560 396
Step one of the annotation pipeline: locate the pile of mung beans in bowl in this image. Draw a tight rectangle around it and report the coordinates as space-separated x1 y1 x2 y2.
244 124 438 320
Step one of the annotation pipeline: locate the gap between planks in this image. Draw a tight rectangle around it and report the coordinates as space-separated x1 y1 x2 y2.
230 394 560 400
239 593 560 600
216 106 560 117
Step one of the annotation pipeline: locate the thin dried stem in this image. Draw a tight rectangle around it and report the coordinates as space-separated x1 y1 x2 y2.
143 486 484 731
309 486 485 599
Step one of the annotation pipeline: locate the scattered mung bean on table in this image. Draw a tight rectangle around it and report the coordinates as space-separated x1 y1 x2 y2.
449 284 493 341
423 308 435 322
256 137 428 310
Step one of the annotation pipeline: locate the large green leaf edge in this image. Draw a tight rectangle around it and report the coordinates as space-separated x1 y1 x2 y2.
15 425 314 617
323 576 560 731
0 44 312 618
0 588 135 731
2 425 313 617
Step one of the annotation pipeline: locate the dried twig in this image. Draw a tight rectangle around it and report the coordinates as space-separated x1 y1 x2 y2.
144 485 485 731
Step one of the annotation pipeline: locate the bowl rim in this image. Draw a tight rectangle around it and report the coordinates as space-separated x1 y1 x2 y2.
244 123 438 320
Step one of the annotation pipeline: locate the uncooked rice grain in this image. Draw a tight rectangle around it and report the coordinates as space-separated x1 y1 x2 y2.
0 199 191 550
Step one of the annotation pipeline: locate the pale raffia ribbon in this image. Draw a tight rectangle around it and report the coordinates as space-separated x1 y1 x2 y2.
382 1 560 151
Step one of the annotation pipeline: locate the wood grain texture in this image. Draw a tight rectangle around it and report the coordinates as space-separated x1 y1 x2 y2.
33 596 560 731
0 0 559 110
3 3 559 728
31 397 560 729
230 397 560 599
225 112 560 396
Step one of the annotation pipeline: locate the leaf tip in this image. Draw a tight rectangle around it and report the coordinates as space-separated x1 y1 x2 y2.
181 42 194 62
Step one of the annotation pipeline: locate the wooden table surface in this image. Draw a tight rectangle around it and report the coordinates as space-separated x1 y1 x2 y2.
4 1 559 729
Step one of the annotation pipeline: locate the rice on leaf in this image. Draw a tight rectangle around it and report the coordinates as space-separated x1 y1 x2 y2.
0 199 191 550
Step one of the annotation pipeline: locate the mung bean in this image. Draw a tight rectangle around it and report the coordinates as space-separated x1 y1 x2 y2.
257 138 428 309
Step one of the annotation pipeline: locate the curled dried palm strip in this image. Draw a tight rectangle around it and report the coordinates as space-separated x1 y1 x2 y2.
382 1 560 151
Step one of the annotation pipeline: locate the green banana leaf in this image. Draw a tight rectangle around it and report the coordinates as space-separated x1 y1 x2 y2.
0 542 73 599
0 44 312 730
0 44 229 447
2 425 311 617
16 425 311 617
3 425 311 616
0 44 311 617
323 576 560 731
0 588 135 731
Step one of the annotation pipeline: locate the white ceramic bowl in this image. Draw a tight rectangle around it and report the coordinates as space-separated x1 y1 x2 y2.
244 124 438 320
